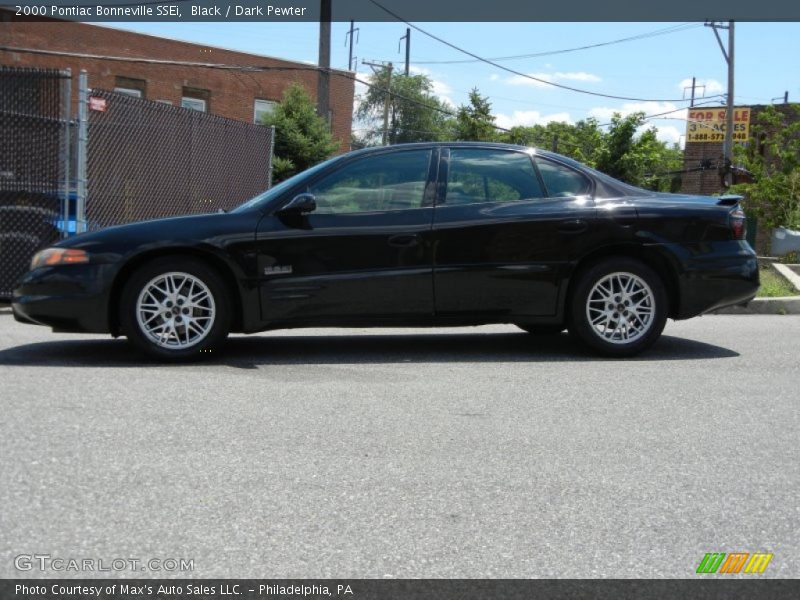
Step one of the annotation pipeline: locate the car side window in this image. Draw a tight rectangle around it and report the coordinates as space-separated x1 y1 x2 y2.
535 158 591 197
308 150 431 214
445 149 544 205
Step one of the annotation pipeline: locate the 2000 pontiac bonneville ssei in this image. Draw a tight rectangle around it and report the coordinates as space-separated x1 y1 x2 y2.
13 143 758 360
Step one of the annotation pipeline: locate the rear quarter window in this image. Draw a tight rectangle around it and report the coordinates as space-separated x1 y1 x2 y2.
536 158 591 197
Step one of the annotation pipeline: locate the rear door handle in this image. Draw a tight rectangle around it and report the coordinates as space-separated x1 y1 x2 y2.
388 233 420 248
558 219 589 234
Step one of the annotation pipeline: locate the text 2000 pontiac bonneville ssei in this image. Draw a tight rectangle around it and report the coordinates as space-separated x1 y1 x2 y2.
13 143 759 360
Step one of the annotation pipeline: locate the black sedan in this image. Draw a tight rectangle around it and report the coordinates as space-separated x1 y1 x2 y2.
12 142 759 360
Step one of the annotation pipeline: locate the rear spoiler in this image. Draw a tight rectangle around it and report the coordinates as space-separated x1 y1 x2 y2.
717 194 744 207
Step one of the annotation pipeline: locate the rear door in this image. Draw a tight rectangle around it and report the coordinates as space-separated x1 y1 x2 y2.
432 147 596 317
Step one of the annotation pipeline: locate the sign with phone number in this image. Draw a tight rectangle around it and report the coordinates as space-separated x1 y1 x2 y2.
686 107 751 143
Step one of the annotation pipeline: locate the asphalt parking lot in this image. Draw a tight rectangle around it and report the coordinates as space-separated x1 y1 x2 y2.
1 310 798 578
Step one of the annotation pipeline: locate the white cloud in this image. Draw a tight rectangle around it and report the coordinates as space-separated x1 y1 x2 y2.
409 65 456 109
653 125 682 145
677 78 725 97
586 102 690 147
489 73 500 81
588 101 684 122
505 71 602 88
494 110 573 129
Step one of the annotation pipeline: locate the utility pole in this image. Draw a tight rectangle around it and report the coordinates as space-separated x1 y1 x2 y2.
683 77 705 106
771 92 790 104
363 60 394 145
382 63 394 145
399 28 411 76
706 20 735 186
317 0 331 122
345 20 359 71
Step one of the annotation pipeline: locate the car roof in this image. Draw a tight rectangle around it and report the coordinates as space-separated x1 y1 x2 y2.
346 141 566 160
346 143 606 178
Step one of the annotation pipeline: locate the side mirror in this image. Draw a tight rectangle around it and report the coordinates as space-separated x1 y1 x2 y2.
279 193 316 214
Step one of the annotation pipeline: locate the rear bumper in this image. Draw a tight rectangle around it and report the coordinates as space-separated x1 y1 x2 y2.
11 264 113 333
668 241 760 319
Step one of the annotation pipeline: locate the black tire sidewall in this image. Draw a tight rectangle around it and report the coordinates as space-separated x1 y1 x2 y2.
569 258 668 357
120 257 231 361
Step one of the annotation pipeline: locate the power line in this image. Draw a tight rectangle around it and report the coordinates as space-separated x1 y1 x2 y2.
412 23 701 65
367 0 719 104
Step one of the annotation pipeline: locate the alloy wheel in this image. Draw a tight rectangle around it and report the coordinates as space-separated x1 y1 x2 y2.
585 271 655 344
135 271 216 349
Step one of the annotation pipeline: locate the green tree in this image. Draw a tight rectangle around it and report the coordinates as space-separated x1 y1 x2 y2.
355 67 453 144
454 88 497 141
594 112 644 181
501 118 604 166
592 112 682 191
260 82 339 182
731 105 800 230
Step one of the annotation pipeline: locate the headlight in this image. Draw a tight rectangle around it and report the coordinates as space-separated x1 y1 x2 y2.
30 248 89 270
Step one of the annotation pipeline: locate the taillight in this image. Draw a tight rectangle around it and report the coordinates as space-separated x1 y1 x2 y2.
730 207 747 240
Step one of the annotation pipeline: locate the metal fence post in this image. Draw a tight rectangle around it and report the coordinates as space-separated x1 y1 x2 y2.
76 70 89 234
60 68 71 239
268 125 276 189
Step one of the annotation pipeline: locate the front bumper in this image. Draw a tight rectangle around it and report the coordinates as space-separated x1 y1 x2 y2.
12 263 115 333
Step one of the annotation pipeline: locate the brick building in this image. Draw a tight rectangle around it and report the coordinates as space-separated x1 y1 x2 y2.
0 12 354 152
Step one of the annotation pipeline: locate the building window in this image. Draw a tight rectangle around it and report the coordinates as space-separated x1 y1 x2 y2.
254 99 276 124
114 87 142 98
114 76 146 98
181 87 210 113
181 97 207 112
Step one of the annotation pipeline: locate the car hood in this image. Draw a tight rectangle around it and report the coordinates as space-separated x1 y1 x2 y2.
56 213 228 250
53 211 256 253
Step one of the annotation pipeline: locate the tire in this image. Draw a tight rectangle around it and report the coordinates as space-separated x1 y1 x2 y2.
120 256 232 361
568 257 668 357
516 324 565 336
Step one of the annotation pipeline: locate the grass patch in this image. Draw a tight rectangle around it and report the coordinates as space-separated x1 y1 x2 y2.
757 266 799 297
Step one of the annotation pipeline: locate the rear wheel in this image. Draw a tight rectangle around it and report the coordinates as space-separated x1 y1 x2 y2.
120 257 231 361
568 257 667 357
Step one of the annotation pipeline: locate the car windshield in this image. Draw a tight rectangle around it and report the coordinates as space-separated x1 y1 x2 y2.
231 155 344 213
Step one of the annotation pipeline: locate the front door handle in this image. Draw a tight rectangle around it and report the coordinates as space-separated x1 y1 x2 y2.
558 219 589 234
388 233 420 248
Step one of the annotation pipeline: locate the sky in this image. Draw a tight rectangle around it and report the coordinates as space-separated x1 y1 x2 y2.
102 20 800 147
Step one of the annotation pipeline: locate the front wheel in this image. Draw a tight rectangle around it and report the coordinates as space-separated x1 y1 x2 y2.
568 258 668 357
120 257 231 361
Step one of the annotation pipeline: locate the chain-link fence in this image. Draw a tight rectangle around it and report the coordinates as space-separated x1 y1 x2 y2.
86 89 273 230
0 66 70 300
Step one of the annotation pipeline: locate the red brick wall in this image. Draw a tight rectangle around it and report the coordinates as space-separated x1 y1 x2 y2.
0 15 354 152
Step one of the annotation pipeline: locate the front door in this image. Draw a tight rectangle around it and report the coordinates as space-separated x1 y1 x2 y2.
256 148 437 323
